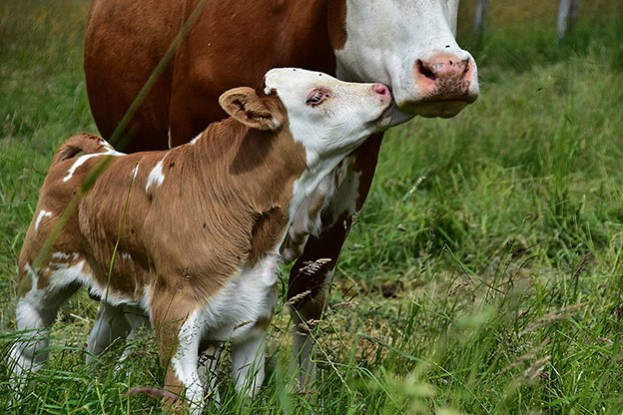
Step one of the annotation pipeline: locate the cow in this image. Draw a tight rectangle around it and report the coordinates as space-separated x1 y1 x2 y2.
9 69 393 413
84 0 480 385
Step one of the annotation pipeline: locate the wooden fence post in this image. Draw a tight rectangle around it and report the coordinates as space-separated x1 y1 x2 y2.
473 0 490 44
557 0 580 42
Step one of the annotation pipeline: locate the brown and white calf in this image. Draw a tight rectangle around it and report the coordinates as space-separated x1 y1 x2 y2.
9 68 392 412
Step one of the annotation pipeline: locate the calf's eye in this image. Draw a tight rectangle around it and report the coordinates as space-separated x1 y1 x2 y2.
306 90 329 107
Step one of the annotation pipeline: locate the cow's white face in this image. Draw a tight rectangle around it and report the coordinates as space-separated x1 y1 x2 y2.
334 0 479 125
264 68 392 166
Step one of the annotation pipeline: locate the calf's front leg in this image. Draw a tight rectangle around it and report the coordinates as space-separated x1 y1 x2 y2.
198 343 223 404
86 302 131 364
153 301 205 414
231 332 268 398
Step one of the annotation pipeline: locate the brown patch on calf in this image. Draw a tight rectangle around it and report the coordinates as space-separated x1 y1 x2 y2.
249 206 286 265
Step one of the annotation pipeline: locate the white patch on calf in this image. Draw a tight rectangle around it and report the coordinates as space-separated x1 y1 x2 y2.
145 157 166 192
189 132 203 145
51 252 72 261
86 281 137 308
50 252 81 267
47 260 91 289
139 286 153 322
322 155 362 229
10 261 87 383
194 254 279 343
131 163 140 180
281 173 336 262
34 210 53 233
99 139 116 152
63 149 123 182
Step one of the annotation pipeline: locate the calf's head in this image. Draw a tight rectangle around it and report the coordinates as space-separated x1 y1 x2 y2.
228 68 392 165
330 0 479 124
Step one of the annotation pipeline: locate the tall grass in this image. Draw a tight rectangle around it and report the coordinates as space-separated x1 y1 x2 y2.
1 0 623 413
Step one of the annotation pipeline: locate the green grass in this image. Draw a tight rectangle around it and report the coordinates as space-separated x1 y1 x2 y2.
1 1 623 414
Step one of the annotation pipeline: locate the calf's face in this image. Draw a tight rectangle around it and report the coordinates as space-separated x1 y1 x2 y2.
262 68 392 163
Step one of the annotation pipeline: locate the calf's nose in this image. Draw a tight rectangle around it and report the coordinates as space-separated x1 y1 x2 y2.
373 83 390 97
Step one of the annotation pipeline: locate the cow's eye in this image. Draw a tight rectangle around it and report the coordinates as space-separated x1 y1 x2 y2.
306 89 329 107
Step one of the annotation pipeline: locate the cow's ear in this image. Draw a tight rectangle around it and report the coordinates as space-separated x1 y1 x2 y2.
219 87 282 131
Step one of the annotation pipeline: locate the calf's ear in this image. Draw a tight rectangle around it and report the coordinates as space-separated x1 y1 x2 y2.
219 87 282 131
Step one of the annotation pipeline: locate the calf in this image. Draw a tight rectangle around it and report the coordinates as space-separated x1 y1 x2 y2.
9 68 392 413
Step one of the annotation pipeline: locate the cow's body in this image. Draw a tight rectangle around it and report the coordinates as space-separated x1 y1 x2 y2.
10 69 393 413
84 0 479 384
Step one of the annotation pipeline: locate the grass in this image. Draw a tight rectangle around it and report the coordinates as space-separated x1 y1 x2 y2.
1 0 623 413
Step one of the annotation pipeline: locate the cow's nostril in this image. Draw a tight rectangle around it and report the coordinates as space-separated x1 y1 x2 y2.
416 60 436 81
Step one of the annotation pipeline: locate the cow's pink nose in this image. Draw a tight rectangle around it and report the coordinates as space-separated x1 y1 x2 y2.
373 83 390 97
414 53 472 95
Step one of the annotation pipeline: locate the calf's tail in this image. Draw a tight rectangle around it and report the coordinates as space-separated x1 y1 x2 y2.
51 133 111 166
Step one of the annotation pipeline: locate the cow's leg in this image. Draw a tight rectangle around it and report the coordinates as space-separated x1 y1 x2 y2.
287 134 383 387
9 267 81 392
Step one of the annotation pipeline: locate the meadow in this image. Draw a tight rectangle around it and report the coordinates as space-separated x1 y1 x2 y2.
1 1 623 413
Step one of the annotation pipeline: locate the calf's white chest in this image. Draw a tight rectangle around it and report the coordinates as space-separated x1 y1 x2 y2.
183 254 280 345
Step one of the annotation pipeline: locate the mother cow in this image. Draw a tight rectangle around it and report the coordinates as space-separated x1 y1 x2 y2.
84 0 479 385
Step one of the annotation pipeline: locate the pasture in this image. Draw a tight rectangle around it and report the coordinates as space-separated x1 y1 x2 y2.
1 0 623 413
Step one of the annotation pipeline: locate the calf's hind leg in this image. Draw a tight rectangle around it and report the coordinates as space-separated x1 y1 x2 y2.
9 265 81 390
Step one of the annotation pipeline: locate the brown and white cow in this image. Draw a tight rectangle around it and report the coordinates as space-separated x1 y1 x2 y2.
9 69 392 413
84 0 479 384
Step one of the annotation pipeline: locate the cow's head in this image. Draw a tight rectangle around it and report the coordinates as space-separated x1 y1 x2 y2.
329 0 479 125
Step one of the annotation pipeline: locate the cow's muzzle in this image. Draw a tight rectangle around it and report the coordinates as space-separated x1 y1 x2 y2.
405 52 479 118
